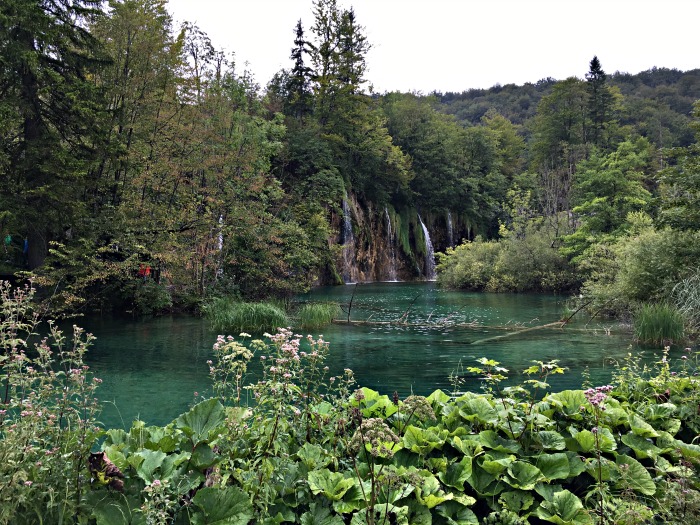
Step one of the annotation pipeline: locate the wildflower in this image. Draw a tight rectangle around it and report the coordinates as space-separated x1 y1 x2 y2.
591 427 598 434
152 479 162 487
403 395 436 422
354 389 366 402
348 418 400 458
24 481 32 487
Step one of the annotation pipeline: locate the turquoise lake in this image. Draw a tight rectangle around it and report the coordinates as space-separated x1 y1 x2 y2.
76 282 664 428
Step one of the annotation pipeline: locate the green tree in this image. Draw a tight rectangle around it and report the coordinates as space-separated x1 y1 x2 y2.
586 56 615 149
531 77 589 218
563 139 654 261
659 101 700 230
0 0 107 268
285 20 314 120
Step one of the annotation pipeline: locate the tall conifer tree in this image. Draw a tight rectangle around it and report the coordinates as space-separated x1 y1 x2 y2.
586 55 614 149
0 0 107 267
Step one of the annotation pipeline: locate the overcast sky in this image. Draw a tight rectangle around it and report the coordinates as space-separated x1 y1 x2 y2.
166 0 699 94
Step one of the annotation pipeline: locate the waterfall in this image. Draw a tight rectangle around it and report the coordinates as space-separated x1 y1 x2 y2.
447 211 454 248
385 207 398 281
418 215 437 281
342 199 357 283
217 215 224 251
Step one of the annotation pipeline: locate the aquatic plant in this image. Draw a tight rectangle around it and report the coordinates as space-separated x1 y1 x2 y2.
203 296 289 334
296 302 341 330
633 302 685 344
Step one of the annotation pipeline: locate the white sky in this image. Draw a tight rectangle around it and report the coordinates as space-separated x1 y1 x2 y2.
166 0 700 94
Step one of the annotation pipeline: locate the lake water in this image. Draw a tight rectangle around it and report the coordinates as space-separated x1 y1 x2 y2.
77 282 660 428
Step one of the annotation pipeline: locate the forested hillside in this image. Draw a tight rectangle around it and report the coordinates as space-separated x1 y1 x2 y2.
0 0 698 324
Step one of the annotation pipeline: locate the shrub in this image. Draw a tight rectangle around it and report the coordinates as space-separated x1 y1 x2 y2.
0 282 102 523
133 280 172 315
633 303 686 344
437 218 578 293
437 237 502 290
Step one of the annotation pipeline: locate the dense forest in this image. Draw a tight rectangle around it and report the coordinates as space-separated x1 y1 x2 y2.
1 0 699 329
5 2 700 524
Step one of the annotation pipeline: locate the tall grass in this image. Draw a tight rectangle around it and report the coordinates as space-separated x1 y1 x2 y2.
633 303 685 344
673 270 700 333
204 297 289 334
296 302 341 330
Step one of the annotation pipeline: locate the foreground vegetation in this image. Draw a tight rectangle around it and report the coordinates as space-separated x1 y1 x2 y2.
3 282 700 524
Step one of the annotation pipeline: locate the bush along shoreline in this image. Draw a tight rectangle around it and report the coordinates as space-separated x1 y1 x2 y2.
3 284 700 523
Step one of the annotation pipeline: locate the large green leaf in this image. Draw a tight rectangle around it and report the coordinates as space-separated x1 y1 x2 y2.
566 452 587 477
438 456 473 490
300 502 344 525
405 500 433 525
481 453 514 476
176 398 226 445
628 413 659 438
570 427 616 453
498 490 535 512
351 387 398 418
479 430 521 453
332 483 365 514
416 474 453 508
191 486 254 525
459 397 498 425
132 449 166 483
308 469 356 501
546 390 587 417
435 500 479 525
642 402 676 421
466 465 501 496
615 455 656 496
427 389 451 405
506 461 544 490
535 453 570 481
621 433 661 460
91 498 139 525
297 442 332 470
535 431 567 451
190 443 218 470
159 451 190 481
403 425 448 455
535 489 593 525
350 505 409 525
449 435 484 456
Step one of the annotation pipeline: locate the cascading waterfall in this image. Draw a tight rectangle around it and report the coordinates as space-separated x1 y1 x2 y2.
342 199 358 283
384 207 398 281
447 210 454 248
418 215 437 281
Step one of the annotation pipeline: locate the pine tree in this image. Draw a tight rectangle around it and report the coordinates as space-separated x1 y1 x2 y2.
586 55 614 149
0 0 107 268
285 20 314 120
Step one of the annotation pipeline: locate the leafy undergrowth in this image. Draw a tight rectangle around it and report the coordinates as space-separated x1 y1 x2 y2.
87 339 700 525
3 283 700 524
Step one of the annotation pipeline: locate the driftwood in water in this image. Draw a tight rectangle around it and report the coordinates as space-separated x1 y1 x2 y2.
468 321 565 345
